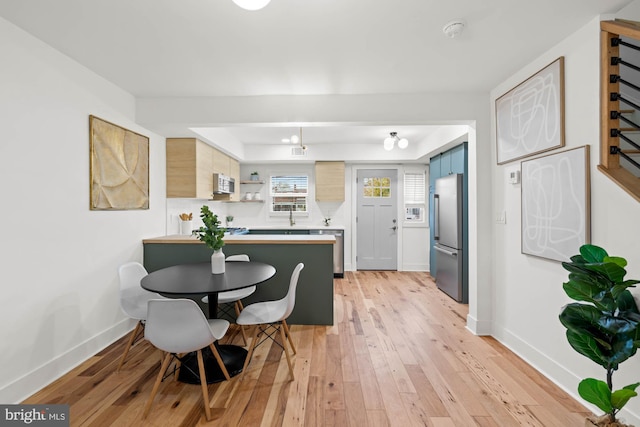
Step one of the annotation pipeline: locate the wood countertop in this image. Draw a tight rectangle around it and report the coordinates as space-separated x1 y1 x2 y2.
143 234 336 245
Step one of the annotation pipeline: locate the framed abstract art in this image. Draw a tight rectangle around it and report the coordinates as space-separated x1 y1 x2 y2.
89 115 149 210
521 146 590 262
496 57 565 164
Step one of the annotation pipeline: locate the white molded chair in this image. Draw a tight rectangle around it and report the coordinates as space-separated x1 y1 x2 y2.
237 262 304 381
202 254 255 345
117 262 166 372
143 298 230 421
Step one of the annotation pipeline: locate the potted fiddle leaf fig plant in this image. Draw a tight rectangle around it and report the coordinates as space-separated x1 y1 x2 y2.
194 205 226 273
559 244 640 427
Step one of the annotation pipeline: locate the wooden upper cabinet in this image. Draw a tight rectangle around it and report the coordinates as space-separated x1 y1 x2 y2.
166 137 241 200
315 161 345 201
166 138 214 199
212 148 230 176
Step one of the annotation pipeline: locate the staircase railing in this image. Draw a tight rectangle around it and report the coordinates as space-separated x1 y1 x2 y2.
600 19 640 202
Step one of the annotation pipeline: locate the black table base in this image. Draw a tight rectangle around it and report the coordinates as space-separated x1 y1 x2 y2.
176 344 247 384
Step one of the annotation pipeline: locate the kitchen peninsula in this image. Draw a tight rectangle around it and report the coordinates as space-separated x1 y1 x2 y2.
143 234 335 325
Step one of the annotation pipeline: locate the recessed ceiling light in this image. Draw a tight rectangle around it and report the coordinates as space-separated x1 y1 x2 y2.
282 138 290 143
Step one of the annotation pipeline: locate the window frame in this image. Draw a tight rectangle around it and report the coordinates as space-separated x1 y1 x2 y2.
268 174 310 216
403 170 427 224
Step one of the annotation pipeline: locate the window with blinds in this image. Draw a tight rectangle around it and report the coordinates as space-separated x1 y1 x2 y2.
270 175 309 213
404 172 426 222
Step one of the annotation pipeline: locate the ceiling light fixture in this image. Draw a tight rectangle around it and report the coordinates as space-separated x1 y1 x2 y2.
232 0 271 11
384 132 408 151
443 20 465 38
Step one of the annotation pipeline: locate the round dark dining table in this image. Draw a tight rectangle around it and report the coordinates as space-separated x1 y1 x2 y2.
140 260 276 383
141 260 276 318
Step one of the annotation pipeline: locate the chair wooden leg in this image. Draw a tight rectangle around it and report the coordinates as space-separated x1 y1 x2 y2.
208 343 231 381
240 325 261 380
117 321 143 372
143 352 172 419
196 350 212 421
279 325 295 381
282 319 296 355
234 302 248 346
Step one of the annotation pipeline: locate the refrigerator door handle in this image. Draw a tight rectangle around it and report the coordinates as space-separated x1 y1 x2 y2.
434 245 457 256
433 194 440 241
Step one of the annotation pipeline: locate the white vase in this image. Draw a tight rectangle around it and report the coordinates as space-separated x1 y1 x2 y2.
180 220 192 235
211 249 225 274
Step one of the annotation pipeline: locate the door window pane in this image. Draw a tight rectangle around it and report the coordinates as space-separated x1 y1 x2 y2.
363 176 391 198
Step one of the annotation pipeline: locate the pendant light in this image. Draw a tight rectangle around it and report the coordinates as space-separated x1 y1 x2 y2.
384 132 409 150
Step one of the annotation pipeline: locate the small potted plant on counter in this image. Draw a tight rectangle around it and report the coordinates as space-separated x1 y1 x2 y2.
559 244 640 427
225 215 234 227
194 205 226 274
250 171 260 181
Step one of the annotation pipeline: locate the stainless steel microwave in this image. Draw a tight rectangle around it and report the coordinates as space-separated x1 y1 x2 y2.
213 173 235 194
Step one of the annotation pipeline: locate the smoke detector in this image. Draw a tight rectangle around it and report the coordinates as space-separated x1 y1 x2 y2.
443 20 465 38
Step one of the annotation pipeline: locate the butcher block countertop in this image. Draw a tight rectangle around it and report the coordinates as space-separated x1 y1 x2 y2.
143 234 336 245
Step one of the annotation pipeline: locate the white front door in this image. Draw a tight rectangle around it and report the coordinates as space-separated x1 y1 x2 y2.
356 169 398 270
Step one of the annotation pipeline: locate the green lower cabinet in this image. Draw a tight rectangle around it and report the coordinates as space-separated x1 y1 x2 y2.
143 241 333 325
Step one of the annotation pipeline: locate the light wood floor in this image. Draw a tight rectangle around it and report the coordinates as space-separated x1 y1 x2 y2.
24 271 592 426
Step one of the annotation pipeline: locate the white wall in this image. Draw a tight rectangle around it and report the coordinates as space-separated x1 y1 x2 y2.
0 17 166 402
490 11 640 424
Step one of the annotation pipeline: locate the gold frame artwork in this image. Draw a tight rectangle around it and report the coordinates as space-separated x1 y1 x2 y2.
89 115 149 210
496 57 565 164
521 145 591 262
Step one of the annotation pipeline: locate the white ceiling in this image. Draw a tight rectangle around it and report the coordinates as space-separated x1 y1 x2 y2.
0 0 633 161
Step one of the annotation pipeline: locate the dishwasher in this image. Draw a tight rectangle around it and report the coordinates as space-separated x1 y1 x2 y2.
309 229 344 277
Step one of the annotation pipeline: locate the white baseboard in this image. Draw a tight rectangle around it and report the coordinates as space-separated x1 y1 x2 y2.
492 325 640 426
401 263 429 272
466 313 492 335
0 319 134 404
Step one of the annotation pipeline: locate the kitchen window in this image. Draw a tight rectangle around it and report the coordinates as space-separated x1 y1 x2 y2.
404 171 426 222
270 175 309 214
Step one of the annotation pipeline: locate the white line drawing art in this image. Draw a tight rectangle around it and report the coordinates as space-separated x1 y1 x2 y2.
496 57 564 164
521 146 590 262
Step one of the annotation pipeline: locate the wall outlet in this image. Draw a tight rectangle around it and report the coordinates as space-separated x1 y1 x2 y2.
496 211 506 224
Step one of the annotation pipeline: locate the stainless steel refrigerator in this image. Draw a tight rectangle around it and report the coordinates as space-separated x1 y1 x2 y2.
433 174 466 302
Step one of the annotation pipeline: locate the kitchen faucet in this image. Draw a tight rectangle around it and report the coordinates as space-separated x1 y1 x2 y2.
289 207 295 226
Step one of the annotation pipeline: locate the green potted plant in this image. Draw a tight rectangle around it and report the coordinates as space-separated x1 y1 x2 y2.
559 244 640 427
194 205 226 273
250 171 259 181
225 215 234 227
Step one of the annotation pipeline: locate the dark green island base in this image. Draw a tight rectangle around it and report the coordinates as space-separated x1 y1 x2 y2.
143 235 335 325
